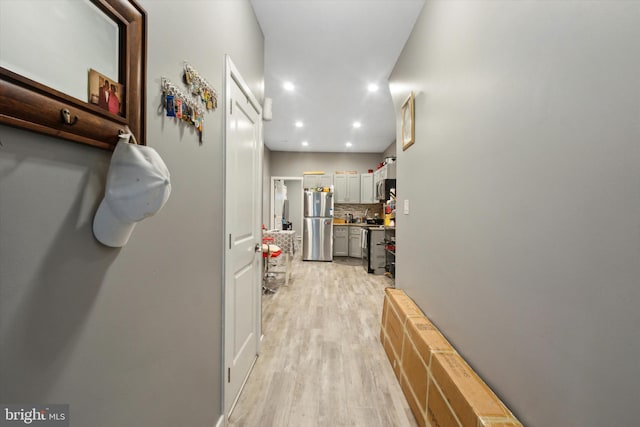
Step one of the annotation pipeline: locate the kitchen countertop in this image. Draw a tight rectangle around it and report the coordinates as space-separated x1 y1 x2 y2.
333 222 385 227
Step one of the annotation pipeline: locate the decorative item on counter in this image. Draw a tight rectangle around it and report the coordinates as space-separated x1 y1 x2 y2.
161 77 205 140
184 62 218 111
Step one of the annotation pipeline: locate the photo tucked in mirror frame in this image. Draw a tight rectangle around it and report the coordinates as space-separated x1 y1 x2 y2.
89 68 125 117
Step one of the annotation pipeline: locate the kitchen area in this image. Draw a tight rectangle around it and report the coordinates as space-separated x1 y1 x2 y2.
331 157 396 279
268 150 397 280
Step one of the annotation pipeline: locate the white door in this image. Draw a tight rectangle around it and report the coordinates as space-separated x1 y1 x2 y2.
224 56 262 417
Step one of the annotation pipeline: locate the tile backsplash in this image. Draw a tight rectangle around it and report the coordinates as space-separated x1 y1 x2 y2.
334 203 383 221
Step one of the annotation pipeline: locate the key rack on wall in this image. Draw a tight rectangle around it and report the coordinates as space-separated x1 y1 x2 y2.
160 62 218 143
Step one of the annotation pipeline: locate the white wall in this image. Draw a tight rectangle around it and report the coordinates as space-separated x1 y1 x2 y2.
390 1 640 426
0 2 263 426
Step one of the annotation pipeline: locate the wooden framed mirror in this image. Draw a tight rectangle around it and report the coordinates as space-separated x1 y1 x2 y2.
0 0 146 150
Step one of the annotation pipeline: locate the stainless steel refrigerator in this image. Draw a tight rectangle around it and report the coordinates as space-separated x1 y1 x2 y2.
302 191 333 261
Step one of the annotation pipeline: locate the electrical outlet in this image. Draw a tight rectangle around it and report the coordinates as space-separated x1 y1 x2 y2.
403 199 409 215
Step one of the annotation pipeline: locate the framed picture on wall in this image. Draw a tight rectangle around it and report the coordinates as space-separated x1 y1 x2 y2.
401 91 415 151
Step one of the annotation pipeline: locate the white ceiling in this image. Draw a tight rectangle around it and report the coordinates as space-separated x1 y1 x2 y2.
251 0 425 153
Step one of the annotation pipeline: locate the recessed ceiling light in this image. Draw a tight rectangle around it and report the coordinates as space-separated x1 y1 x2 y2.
301 141 309 146
295 121 304 128
346 142 352 147
352 121 361 128
368 83 379 92
283 81 295 91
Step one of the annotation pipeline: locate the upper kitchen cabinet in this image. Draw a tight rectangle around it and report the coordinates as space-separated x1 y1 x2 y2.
360 173 374 203
373 162 396 193
334 174 360 203
303 174 333 189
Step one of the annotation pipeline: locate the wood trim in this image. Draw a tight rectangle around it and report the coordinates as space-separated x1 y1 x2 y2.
0 0 147 150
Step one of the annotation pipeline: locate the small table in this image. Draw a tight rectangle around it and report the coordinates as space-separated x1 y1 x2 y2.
262 230 296 285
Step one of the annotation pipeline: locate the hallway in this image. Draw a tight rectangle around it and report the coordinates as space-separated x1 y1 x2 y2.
228 256 418 427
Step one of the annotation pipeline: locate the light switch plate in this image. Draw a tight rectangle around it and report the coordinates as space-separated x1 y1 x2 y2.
404 199 409 215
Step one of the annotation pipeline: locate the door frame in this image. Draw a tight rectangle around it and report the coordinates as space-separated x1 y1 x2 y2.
222 55 263 421
269 176 303 229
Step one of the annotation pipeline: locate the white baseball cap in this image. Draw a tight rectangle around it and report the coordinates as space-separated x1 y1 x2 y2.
93 134 171 247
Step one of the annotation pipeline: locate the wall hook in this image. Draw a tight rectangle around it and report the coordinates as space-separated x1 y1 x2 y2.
60 108 78 126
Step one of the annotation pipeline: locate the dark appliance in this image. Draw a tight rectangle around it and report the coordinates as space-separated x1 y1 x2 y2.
362 226 386 274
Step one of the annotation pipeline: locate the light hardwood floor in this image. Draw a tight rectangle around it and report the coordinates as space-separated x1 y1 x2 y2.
228 255 418 427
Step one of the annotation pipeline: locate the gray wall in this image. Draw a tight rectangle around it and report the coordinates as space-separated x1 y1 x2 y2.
382 140 396 159
390 1 640 426
0 2 263 426
269 151 383 176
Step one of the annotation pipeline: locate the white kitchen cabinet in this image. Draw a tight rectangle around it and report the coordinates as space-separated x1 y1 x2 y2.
373 163 396 188
334 174 361 203
334 175 348 203
360 173 374 203
303 174 317 189
347 175 360 203
303 174 333 189
373 168 383 193
348 227 363 258
333 226 348 256
386 162 396 179
318 174 333 188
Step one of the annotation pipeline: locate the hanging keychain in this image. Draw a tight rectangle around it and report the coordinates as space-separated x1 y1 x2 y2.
175 98 183 119
161 70 212 143
184 62 218 111
165 94 175 117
